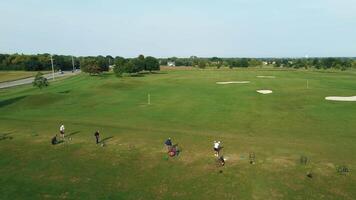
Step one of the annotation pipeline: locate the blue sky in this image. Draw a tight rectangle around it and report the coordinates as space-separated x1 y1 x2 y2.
0 0 355 57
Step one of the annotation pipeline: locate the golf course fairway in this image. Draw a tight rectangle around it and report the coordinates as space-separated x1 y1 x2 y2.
0 68 355 199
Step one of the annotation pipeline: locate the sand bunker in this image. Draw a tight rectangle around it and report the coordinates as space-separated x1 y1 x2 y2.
325 96 356 102
257 90 273 94
216 81 250 85
257 76 275 78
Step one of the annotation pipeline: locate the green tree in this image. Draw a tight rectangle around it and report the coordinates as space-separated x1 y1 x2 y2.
32 72 49 89
114 56 126 67
137 55 146 71
80 56 109 75
86 65 102 75
159 59 168 66
352 60 356 69
145 56 160 72
248 59 262 67
312 58 321 69
113 64 125 76
198 60 206 69
321 58 336 69
125 60 138 74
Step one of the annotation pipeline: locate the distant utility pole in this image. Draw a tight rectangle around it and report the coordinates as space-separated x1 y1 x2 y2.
148 93 151 105
72 56 75 72
50 55 55 80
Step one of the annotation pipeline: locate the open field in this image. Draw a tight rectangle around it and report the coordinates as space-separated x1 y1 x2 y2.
0 68 355 199
0 71 50 83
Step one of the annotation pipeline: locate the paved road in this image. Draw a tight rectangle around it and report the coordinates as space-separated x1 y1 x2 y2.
0 70 81 89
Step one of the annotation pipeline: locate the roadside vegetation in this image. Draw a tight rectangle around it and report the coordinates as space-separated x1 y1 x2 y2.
1 53 355 74
159 56 356 70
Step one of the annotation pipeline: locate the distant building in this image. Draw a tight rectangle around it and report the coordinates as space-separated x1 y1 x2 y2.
167 61 175 67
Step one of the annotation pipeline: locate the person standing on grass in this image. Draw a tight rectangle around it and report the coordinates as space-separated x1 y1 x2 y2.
213 141 221 157
164 138 172 151
51 134 58 145
94 130 100 144
59 124 65 139
218 155 225 166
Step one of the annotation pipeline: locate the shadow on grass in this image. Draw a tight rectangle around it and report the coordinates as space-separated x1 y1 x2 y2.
58 90 71 94
53 140 64 145
130 73 145 77
99 73 113 78
0 133 14 141
100 136 114 143
0 96 27 108
172 143 181 156
141 71 167 75
66 131 80 137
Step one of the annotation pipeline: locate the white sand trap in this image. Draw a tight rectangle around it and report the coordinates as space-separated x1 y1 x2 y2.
257 75 275 78
325 96 356 102
216 81 250 85
257 90 273 94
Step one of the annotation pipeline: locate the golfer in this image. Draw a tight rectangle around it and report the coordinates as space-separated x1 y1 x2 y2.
213 141 221 157
164 138 172 150
218 156 225 166
59 124 65 139
51 134 58 145
94 130 100 144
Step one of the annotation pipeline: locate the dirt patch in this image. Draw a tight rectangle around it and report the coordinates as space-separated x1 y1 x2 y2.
273 157 296 167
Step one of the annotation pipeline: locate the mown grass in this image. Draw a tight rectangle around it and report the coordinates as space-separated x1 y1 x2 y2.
0 68 355 199
0 71 50 83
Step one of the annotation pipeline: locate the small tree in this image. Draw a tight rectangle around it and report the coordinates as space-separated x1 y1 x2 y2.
33 72 49 89
86 65 102 75
113 64 125 77
80 57 108 75
198 60 206 69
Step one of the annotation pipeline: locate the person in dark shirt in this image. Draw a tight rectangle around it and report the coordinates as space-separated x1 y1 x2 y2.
51 134 58 145
218 156 225 166
94 131 100 144
164 138 172 151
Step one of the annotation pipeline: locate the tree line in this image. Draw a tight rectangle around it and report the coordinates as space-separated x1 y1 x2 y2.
160 57 356 70
80 55 160 75
0 54 160 75
159 57 261 68
271 58 355 70
1 53 355 72
0 53 80 71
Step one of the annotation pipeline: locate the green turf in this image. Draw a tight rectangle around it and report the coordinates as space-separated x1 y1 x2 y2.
0 71 50 83
0 68 355 199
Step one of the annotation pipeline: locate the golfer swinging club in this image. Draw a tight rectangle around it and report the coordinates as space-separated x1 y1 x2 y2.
59 124 65 139
94 130 100 144
213 141 221 157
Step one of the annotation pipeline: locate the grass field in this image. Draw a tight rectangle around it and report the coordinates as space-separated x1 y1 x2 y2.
0 68 355 199
0 71 50 83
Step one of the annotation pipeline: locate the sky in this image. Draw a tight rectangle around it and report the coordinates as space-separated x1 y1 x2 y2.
0 0 356 58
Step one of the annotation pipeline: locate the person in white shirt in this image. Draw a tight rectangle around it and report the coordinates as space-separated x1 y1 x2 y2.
213 141 221 157
59 124 65 139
